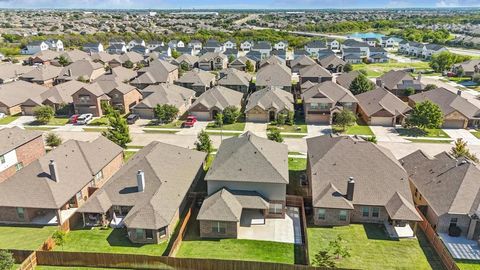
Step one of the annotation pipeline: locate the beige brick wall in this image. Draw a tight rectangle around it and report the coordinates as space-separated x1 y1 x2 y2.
350 205 388 224
122 90 142 114
313 208 350 226
200 220 237 238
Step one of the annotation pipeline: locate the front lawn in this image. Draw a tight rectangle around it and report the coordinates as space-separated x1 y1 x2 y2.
333 123 374 136
56 227 168 255
407 139 453 144
177 219 295 264
28 117 69 126
0 225 57 250
472 131 480 139
307 224 443 270
207 121 246 131
87 117 110 126
0 114 21 125
396 128 450 138
146 120 184 129
456 260 480 270
288 158 307 196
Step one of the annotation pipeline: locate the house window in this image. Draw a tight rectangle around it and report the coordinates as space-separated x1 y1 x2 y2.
135 228 144 239
0 155 5 164
342 102 353 110
16 207 25 220
450 218 458 227
15 162 23 171
414 188 418 197
372 207 380 218
269 203 283 214
76 191 83 202
310 103 319 109
79 95 91 104
159 227 166 238
145 229 153 240
339 210 347 221
319 103 329 110
212 221 226 234
362 207 370 217
94 171 103 182
318 209 326 220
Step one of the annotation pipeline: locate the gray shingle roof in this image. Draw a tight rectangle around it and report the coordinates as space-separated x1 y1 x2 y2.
218 68 252 87
0 81 48 107
133 83 195 109
132 59 177 85
335 71 361 89
378 70 416 90
318 55 346 68
0 127 43 156
256 63 291 87
190 86 243 111
356 87 411 117
246 86 294 113
302 81 357 104
299 64 332 78
176 68 216 87
20 65 62 82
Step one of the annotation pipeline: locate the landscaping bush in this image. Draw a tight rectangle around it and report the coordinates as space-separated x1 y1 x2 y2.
46 133 62 148
34 105 55 124
223 106 240 124
267 128 284 143
0 250 14 270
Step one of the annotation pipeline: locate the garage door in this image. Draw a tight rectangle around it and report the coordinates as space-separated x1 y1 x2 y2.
443 119 466 129
306 114 330 125
132 108 154 119
190 111 211 121
247 113 268 123
370 117 393 126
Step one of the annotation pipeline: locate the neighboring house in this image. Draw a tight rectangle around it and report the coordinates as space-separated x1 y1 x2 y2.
408 87 480 129
318 54 346 73
335 71 361 90
245 51 262 63
130 45 150 55
363 37 379 47
188 86 243 121
307 135 422 237
224 49 239 59
381 37 399 48
96 80 143 114
229 56 256 72
368 47 389 63
256 63 292 92
274 41 288 51
304 40 327 57
22 41 49 55
106 44 127 55
342 48 363 64
59 50 91 63
376 70 425 98
271 49 287 60
290 55 317 73
118 52 145 66
245 86 294 122
45 39 64 52
400 150 480 241
56 59 105 83
78 142 206 244
341 39 370 57
0 127 45 183
90 52 117 65
326 39 340 50
174 68 216 95
317 49 336 59
26 50 60 66
240 40 254 52
71 83 110 117
83 43 104 53
152 46 172 58
109 39 126 47
0 63 35 84
127 39 146 51
197 132 289 239
0 137 123 226
356 87 412 126
399 41 424 57
251 41 272 59
206 39 225 52
19 65 63 87
294 49 310 59
217 68 253 94
132 83 195 119
131 60 179 89
422 44 447 59
259 55 286 69
147 41 164 51
302 81 357 124
172 54 199 70
298 64 333 85
452 59 480 78
0 81 48 115
198 52 228 71
188 40 203 51
176 47 195 56
95 66 137 83
168 40 185 49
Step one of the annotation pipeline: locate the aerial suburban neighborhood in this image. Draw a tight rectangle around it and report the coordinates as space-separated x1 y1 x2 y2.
1 3 480 270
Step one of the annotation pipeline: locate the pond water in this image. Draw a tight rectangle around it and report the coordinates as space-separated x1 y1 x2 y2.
347 32 385 39
458 80 478 87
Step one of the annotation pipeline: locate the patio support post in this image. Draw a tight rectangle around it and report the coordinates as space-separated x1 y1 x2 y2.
56 209 63 225
413 222 418 237
467 219 477 240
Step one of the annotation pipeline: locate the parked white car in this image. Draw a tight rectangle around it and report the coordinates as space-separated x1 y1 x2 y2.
0 113 5 119
76 113 93 125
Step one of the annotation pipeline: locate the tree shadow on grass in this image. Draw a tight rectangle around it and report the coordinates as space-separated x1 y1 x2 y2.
362 223 398 241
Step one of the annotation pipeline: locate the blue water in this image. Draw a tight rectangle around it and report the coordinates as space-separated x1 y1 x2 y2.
458 81 478 87
348 32 385 39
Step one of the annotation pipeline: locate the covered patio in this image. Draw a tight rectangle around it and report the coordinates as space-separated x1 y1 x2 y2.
440 233 480 260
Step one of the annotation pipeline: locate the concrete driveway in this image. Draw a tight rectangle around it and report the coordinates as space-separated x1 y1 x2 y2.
370 126 409 143
176 121 209 135
244 122 267 138
306 124 332 138
7 116 35 126
443 129 480 146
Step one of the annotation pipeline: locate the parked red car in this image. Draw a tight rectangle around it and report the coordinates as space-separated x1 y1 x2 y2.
182 116 197 128
69 114 79 124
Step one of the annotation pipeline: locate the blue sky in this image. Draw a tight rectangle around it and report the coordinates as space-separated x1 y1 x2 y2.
0 0 478 9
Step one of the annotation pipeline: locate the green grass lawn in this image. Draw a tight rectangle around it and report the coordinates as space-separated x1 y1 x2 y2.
56 227 168 255
123 151 136 161
396 128 450 138
471 131 480 139
142 129 179 134
406 139 453 144
288 157 307 196
24 127 56 131
146 120 184 129
35 266 132 270
268 124 307 133
333 123 374 136
0 225 57 250
352 62 432 77
456 260 480 270
0 114 21 125
82 127 109 132
87 117 109 126
205 131 241 137
308 224 444 270
207 121 246 131
28 117 69 126
177 219 295 264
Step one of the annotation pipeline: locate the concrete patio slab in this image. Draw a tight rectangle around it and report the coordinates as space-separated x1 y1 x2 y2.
440 233 480 260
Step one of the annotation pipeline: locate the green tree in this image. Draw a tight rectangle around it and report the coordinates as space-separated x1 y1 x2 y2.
223 106 240 124
101 101 115 117
328 235 351 259
363 135 377 144
277 113 287 126
52 230 67 251
404 87 416 96
34 105 55 124
425 84 437 91
333 110 357 132
429 51 471 73
245 60 254 73
77 76 88 83
0 250 14 270
58 55 70 67
286 111 295 126
408 100 443 130
267 128 284 143
154 104 179 124
343 62 353 73
172 50 181 59
215 113 224 127
349 74 375 95
123 60 134 69
102 110 131 148
456 66 465 77
46 133 62 148
195 130 213 154
228 55 235 63
312 250 336 268
450 138 479 163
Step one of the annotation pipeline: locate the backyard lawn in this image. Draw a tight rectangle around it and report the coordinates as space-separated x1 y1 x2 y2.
35 267 132 270
207 121 246 131
456 260 480 270
0 225 57 250
287 157 307 196
55 227 168 255
396 128 450 138
176 219 295 264
307 224 444 270
0 114 21 125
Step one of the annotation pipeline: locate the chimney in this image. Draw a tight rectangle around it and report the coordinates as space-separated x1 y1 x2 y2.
49 160 59 182
67 68 72 77
136 170 145 192
346 177 355 201
457 90 462 96
376 78 383 87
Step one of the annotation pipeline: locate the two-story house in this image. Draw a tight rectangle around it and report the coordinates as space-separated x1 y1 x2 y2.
198 52 228 71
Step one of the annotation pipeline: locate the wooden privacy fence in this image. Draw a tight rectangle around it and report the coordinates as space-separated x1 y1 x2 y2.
167 199 195 257
286 195 310 265
34 250 355 270
415 208 460 270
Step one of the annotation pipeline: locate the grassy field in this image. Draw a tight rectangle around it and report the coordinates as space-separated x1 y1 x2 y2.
307 224 444 270
352 61 431 77
177 219 295 264
0 225 57 250
396 128 450 138
55 227 168 255
207 121 246 131
0 114 21 125
456 260 480 270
